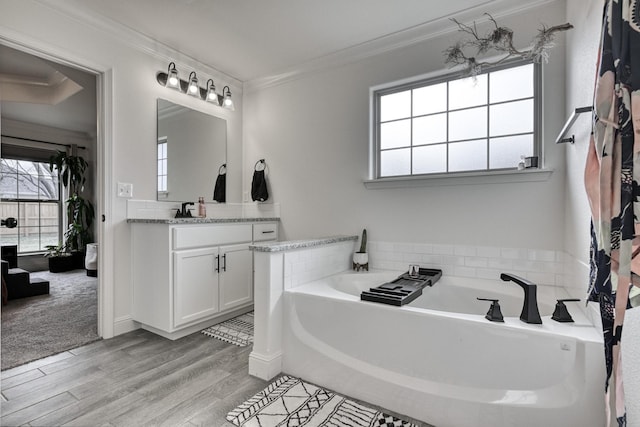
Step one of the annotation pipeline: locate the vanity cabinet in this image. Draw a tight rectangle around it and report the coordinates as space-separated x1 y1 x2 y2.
218 244 253 312
131 220 277 339
173 246 220 327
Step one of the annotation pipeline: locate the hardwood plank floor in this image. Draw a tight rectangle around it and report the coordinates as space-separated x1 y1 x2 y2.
1 329 431 427
1 329 267 426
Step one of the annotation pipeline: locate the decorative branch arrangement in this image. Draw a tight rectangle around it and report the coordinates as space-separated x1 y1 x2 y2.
444 14 573 76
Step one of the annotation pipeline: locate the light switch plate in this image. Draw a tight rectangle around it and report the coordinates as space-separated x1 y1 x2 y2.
117 182 133 198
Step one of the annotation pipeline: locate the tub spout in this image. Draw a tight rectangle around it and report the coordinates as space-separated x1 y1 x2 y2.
500 273 542 324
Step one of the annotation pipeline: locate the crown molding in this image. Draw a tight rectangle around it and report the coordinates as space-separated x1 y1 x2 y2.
33 0 243 92
244 0 561 92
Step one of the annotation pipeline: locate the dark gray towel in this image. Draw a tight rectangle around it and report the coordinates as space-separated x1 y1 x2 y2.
251 161 268 202
213 164 226 203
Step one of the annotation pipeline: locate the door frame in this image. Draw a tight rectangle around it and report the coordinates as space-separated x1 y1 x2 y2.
0 36 115 338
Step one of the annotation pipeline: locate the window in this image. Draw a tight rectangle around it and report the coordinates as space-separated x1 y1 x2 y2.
0 158 61 253
157 137 168 193
373 60 540 179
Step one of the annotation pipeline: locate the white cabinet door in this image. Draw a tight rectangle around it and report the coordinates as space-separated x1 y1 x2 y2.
173 247 220 327
219 244 253 312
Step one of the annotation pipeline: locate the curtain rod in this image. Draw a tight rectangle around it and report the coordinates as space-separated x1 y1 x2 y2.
1 134 87 150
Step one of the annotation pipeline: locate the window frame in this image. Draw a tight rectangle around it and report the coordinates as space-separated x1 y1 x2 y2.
371 58 542 180
157 136 168 197
0 157 63 255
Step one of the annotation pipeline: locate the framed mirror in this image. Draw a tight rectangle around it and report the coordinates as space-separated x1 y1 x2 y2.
156 98 227 202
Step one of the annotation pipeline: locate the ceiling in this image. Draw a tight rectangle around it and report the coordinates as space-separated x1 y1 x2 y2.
40 0 543 82
0 44 97 138
0 0 545 137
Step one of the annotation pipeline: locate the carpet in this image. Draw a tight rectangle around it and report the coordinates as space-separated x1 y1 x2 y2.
1 269 100 371
201 311 253 347
227 375 417 426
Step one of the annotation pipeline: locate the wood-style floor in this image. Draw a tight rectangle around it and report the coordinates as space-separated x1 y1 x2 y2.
0 329 268 426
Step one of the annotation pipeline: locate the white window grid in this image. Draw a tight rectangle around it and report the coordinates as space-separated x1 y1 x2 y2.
373 59 542 179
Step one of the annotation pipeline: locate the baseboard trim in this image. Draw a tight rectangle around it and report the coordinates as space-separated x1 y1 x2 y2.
138 304 254 341
113 315 140 336
249 351 283 381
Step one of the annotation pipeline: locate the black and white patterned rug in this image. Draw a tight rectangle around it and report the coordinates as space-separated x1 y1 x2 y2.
201 311 254 347
227 375 417 426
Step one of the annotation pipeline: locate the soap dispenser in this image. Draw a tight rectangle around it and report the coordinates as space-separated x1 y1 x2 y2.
198 197 206 218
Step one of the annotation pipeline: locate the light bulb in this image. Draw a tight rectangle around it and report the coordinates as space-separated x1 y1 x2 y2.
187 72 199 97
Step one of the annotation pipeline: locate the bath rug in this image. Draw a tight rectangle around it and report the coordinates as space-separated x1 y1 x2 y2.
201 311 253 347
227 375 417 426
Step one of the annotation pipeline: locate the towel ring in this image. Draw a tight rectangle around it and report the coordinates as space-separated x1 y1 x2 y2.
218 164 227 174
254 159 266 171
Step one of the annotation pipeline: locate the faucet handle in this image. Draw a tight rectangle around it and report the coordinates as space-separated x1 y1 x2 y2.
477 297 504 322
552 298 580 323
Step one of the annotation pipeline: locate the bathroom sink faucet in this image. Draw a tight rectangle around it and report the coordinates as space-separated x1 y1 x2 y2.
500 273 542 324
176 202 194 218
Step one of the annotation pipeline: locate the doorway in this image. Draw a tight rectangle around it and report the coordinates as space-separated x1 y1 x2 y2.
0 42 107 369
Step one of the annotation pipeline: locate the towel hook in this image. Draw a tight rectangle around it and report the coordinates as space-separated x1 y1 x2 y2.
254 159 266 171
218 163 227 174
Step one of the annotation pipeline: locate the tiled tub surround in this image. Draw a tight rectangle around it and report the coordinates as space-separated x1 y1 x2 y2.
250 237 605 426
368 242 563 287
368 241 599 322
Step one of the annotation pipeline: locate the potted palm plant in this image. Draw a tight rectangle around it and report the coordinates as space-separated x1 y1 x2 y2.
47 150 95 272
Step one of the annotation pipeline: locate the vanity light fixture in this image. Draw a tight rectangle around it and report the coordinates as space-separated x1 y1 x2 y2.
165 62 180 90
187 71 200 97
222 86 234 111
206 79 220 105
156 62 234 111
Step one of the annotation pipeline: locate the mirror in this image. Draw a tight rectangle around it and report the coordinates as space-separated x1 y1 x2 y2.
156 98 227 202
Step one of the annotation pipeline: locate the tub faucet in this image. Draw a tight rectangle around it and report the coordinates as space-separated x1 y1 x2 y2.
500 273 542 324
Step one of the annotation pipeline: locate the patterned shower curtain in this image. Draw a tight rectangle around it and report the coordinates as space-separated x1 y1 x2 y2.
585 1 640 426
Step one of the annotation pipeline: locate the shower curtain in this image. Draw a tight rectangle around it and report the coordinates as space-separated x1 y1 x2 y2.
584 1 640 426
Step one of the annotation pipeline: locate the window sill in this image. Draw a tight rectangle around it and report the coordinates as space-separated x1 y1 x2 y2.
363 168 554 189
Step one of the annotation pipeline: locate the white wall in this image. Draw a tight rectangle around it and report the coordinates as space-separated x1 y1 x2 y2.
0 0 584 336
0 0 243 333
244 1 567 251
564 0 601 263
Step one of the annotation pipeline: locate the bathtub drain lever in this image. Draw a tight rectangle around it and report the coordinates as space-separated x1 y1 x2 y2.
477 298 504 322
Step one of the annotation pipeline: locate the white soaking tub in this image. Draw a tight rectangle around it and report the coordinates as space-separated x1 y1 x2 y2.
282 270 605 427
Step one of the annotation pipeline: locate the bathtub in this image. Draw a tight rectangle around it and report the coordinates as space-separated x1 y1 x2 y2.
282 270 605 427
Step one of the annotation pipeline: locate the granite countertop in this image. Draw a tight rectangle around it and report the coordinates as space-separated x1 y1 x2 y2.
250 235 358 252
127 217 280 224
